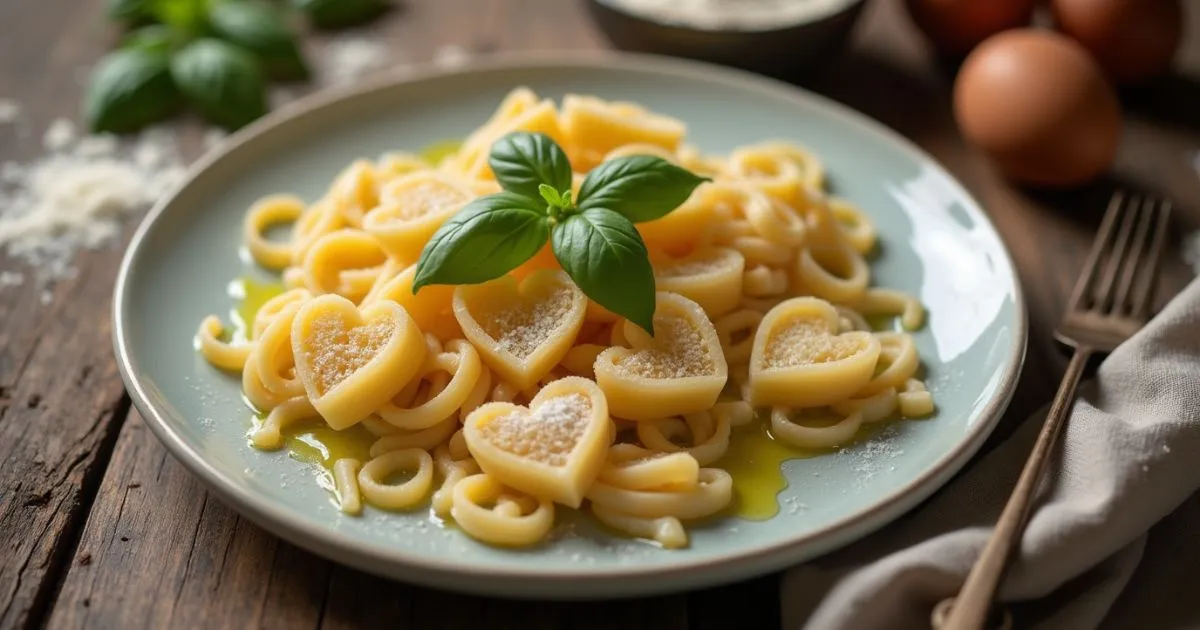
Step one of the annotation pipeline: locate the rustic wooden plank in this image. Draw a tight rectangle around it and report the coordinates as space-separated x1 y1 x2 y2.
0 2 147 626
32 1 1200 629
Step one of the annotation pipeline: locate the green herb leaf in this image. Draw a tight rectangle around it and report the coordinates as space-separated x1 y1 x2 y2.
488 131 573 202
171 39 267 129
539 183 563 208
151 0 209 35
291 0 388 29
552 208 655 334
413 192 550 291
85 47 181 133
209 1 309 80
108 0 153 23
121 25 176 56
577 155 708 223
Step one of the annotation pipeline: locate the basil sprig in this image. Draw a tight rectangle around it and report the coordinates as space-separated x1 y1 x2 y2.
413 132 708 334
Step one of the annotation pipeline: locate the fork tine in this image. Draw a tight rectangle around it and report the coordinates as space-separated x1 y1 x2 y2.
1129 198 1172 320
1091 193 1141 313
1110 196 1157 315
1069 191 1125 313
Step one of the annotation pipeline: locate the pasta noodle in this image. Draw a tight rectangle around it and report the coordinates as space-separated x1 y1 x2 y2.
196 88 936 549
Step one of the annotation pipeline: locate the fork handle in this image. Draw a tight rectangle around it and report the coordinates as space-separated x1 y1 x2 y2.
932 345 1093 630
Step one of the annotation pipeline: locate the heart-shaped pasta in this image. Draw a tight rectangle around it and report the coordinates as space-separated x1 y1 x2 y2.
290 294 426 429
453 269 587 391
748 297 881 408
594 292 728 421
463 376 612 508
362 171 473 263
653 246 745 317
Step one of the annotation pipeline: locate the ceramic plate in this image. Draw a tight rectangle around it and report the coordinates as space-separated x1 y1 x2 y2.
113 52 1026 599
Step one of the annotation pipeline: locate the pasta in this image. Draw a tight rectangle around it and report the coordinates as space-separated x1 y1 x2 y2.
196 88 936 550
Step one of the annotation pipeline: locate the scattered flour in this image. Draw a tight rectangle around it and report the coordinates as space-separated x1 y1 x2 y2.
0 99 20 124
433 44 470 69
837 426 905 487
0 117 186 283
322 36 391 85
1183 231 1200 276
600 0 853 31
0 270 23 288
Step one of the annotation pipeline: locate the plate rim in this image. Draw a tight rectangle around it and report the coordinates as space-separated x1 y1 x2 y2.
112 49 1028 597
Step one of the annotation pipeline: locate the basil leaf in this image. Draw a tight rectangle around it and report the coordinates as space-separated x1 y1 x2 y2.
108 0 152 23
413 192 550 290
152 0 208 35
209 1 309 80
577 155 708 223
85 48 181 133
552 208 655 334
120 25 176 56
488 131 573 202
171 39 267 130
292 0 388 29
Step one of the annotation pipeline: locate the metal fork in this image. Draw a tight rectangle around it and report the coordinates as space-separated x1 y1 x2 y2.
931 191 1173 630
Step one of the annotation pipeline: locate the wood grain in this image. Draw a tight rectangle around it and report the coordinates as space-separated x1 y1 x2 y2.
4 0 1199 628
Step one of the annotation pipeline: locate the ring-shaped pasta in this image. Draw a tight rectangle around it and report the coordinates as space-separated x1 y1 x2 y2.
432 447 481 516
742 266 789 297
830 387 898 424
859 332 920 395
282 267 305 289
377 340 482 429
636 411 731 466
829 197 877 255
586 468 732 519
356 448 434 510
730 235 794 267
448 428 471 461
251 288 312 340
459 364 493 418
252 303 306 399
598 444 700 491
856 288 926 331
452 473 555 546
740 295 788 314
899 378 935 417
560 343 606 378
242 345 286 411
369 414 459 458
836 305 872 333
751 141 826 191
770 407 863 449
301 229 387 303
742 192 806 247
333 458 363 515
602 142 679 163
712 400 755 427
794 242 870 304
491 381 520 404
728 146 804 205
243 195 304 270
251 396 319 449
330 159 379 227
591 504 688 549
713 308 763 364
291 201 342 266
197 316 251 371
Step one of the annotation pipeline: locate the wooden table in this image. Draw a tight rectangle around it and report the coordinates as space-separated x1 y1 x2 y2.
2 0 1197 627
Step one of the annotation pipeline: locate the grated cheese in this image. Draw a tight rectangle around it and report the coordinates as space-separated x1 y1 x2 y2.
0 117 186 283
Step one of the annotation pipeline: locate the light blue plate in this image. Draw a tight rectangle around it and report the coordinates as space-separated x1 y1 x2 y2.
113 52 1026 599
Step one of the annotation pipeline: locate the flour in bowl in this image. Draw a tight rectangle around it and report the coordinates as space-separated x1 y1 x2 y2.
600 0 853 31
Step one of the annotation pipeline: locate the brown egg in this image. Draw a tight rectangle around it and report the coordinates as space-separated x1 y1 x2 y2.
904 0 1038 57
953 29 1121 188
1051 0 1183 84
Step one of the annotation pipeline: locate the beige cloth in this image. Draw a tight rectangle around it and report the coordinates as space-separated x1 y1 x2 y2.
782 278 1200 630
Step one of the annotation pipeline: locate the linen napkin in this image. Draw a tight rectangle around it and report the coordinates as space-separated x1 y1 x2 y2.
782 276 1200 630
